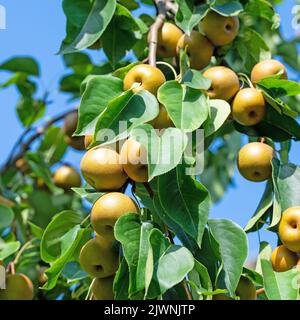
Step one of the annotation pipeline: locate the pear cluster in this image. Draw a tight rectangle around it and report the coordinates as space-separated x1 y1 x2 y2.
0 273 34 300
270 207 300 272
78 139 146 299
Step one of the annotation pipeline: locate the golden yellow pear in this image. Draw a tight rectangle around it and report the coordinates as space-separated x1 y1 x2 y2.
63 111 85 151
150 105 174 129
120 139 148 183
279 207 300 253
79 238 119 278
123 64 166 95
80 147 127 191
91 192 139 241
203 66 240 101
0 274 34 300
53 165 81 190
232 88 266 126
15 158 29 173
200 11 239 46
92 276 114 300
271 245 298 272
237 142 274 182
235 276 257 300
251 59 288 84
155 22 183 58
176 31 213 70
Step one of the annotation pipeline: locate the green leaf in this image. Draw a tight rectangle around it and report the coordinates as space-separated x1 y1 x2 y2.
157 163 210 247
0 57 40 76
244 181 273 233
261 259 299 300
43 228 90 290
40 210 82 263
147 229 194 298
113 62 139 80
235 28 271 71
175 0 209 35
102 5 141 66
258 78 300 98
181 69 212 90
118 0 140 11
0 240 20 260
188 260 213 300
244 0 279 28
114 258 130 300
76 75 123 135
204 99 231 137
273 162 300 212
72 187 104 204
38 126 68 165
28 222 44 240
0 205 14 230
25 152 57 192
208 219 248 296
114 213 153 297
256 242 272 274
17 98 46 128
211 1 244 16
59 0 116 54
94 90 159 145
130 124 188 180
158 80 209 132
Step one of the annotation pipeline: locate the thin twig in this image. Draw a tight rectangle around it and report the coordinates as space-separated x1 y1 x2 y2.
1 108 77 173
256 287 265 295
148 0 167 66
165 1 178 15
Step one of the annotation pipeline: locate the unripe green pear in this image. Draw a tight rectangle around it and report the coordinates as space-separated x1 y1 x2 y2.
176 31 213 70
203 66 240 101
279 207 300 253
251 59 288 84
92 276 114 300
53 165 81 190
123 64 166 95
237 142 274 182
91 192 139 241
271 245 298 272
232 88 266 126
79 238 119 278
0 274 34 300
80 147 128 191
235 276 257 300
200 11 239 46
120 139 148 183
156 22 183 58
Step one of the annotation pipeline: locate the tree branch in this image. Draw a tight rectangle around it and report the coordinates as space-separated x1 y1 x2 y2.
148 0 167 66
1 108 77 173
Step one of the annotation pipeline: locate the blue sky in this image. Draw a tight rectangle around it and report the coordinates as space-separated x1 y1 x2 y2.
0 0 299 261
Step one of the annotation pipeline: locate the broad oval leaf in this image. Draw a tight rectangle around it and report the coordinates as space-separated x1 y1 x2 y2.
0 205 14 230
131 124 188 180
59 0 116 54
157 163 210 247
158 80 209 132
40 210 82 263
208 219 248 297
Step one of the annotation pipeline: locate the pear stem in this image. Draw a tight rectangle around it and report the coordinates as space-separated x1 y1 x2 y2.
13 239 35 266
148 0 167 67
256 287 265 295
